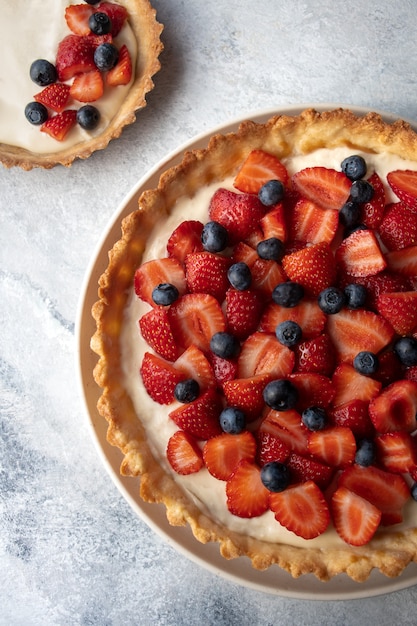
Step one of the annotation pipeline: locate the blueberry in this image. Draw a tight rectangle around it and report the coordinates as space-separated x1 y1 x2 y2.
89 12 112 35
24 102 48 125
94 43 119 71
29 59 57 86
210 332 241 359
84 0 101 4
355 439 376 467
258 180 285 206
341 155 367 181
350 179 374 203
263 379 299 411
339 200 361 228
260 461 290 492
219 407 246 434
275 320 302 347
411 483 417 502
256 237 285 261
201 221 228 252
344 283 367 309
317 287 345 314
76 105 100 130
301 406 327 431
151 283 179 306
353 351 379 375
227 262 252 290
174 379 200 403
272 282 304 308
393 336 417 367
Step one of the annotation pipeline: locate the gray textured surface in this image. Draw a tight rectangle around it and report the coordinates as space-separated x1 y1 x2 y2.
2 1 417 624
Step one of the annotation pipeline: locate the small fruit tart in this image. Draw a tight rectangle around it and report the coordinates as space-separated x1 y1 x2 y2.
92 108 417 582
0 0 163 169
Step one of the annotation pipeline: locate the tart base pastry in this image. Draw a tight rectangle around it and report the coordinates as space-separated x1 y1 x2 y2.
91 108 417 582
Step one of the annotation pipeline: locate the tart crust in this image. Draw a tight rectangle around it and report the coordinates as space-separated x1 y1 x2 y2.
91 108 417 582
0 0 163 170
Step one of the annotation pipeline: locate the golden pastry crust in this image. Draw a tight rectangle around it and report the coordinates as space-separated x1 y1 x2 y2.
91 108 417 582
0 0 163 170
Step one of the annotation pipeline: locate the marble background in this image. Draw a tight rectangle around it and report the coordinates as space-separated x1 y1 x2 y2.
2 1 417 624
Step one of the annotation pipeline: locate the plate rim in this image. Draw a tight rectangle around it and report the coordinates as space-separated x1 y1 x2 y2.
75 103 417 600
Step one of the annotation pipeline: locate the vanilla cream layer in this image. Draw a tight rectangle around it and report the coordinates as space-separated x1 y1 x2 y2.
121 147 417 549
0 0 136 153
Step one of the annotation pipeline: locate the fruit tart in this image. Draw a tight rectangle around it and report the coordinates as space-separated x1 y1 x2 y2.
92 108 417 582
0 0 163 170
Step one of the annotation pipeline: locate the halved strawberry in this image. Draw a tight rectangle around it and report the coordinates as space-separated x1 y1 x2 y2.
168 293 226 352
167 430 204 475
203 431 257 480
223 373 272 421
166 220 204 262
375 431 417 473
331 363 381 407
368 379 417 433
387 169 417 211
56 35 96 81
40 110 77 141
282 242 336 297
140 352 184 404
98 2 128 36
237 332 295 379
336 229 387 278
259 299 327 339
291 166 351 211
359 172 386 229
256 429 291 466
331 486 381 546
106 44 133 86
260 409 309 455
185 251 230 301
307 426 356 467
293 333 335 376
169 387 223 439
134 257 187 306
233 149 289 194
138 306 179 361
225 289 264 340
378 202 417 251
65 4 94 35
34 83 71 113
70 68 104 102
174 344 216 391
207 352 238 386
269 480 330 539
260 204 287 242
287 372 335 410
376 291 417 335
329 399 375 439
286 452 334 489
289 199 339 245
208 188 266 244
226 460 270 518
386 245 417 277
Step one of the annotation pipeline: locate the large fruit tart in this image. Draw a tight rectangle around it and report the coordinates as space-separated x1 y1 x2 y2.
92 108 417 582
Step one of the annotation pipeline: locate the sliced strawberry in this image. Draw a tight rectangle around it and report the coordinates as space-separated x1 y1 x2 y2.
65 4 94 35
256 429 291 466
326 308 394 363
359 172 386 229
331 486 381 546
140 352 184 404
225 289 264 340
332 363 381 407
329 399 375 439
386 245 417 277
138 306 179 361
260 204 287 242
376 291 417 335
282 242 336 297
291 166 351 211
34 83 71 113
185 251 230 301
375 431 417 473
287 452 334 489
169 387 223 439
307 426 356 467
260 409 309 455
56 35 96 81
368 379 417 433
294 333 336 376
336 229 386 278
168 293 226 352
338 465 410 525
378 202 417 251
208 188 266 244
70 68 104 102
207 352 238 386
106 44 133 86
174 344 216 391
203 431 257 480
269 480 330 539
98 2 128 36
226 460 270 518
287 372 335 410
289 199 339 245
166 220 204 262
237 332 295 379
387 169 417 211
134 257 187 306
40 110 77 141
223 373 272 421
259 299 327 339
167 430 204 475
233 149 289 193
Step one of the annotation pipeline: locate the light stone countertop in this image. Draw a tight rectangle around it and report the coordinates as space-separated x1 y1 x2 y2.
2 1 417 624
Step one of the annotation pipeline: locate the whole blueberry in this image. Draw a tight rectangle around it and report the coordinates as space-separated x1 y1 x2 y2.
174 379 200 403
317 287 345 314
355 439 376 467
272 281 304 307
275 320 302 347
152 283 179 306
76 105 100 130
263 379 299 411
344 283 367 309
89 12 112 35
341 155 367 181
411 483 417 502
260 461 290 493
25 102 48 125
256 237 285 261
258 180 285 206
350 179 374 203
210 332 241 359
339 200 361 228
201 220 228 252
219 407 246 434
393 336 417 367
84 0 101 4
353 351 379 376
301 406 327 431
227 262 252 290
94 43 119 70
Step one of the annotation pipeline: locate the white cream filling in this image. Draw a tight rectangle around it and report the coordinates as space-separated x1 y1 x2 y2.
0 0 137 153
121 147 417 549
